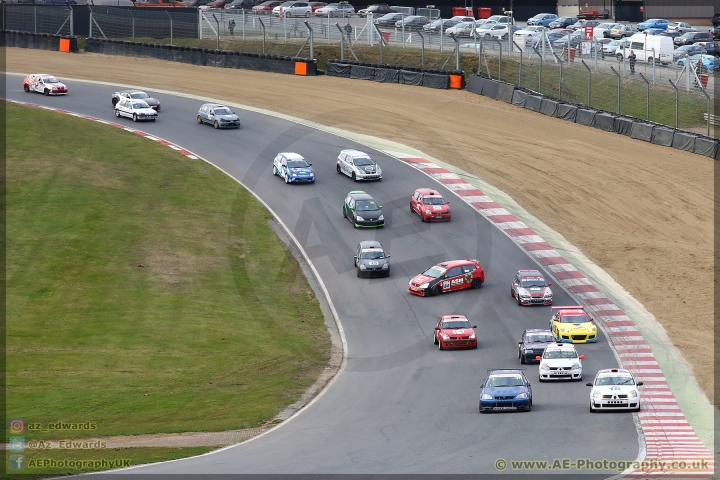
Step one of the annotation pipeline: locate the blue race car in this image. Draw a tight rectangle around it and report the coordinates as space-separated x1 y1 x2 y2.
272 152 315 184
637 18 670 31
479 369 532 412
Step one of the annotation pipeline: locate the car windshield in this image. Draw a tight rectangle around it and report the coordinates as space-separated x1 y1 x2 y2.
596 375 635 386
423 196 445 205
520 278 546 288
486 375 525 387
355 200 378 210
353 157 374 166
527 334 553 343
442 320 471 329
213 108 232 115
133 101 150 109
43 76 59 83
422 266 447 278
259 1 275 5
359 250 385 259
130 92 149 99
645 19 661 23
543 350 578 359
597 23 614 28
560 315 589 323
288 160 309 168
681 32 696 38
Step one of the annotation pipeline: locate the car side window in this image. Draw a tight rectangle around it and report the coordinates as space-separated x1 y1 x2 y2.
462 265 475 273
349 198 355 209
446 266 463 277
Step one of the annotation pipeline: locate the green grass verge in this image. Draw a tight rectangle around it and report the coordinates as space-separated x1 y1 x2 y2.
7 102 330 441
6 446 216 477
84 36 707 129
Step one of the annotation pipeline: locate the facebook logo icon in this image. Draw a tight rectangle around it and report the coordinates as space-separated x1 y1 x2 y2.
9 455 25 470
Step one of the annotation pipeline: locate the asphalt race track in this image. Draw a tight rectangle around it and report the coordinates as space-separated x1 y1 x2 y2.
8 75 639 475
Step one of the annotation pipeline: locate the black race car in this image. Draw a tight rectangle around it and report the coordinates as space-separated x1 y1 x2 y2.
343 191 384 228
354 240 390 277
518 328 554 364
111 90 161 111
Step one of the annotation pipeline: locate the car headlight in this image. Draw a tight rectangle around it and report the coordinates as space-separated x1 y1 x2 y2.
292 173 297 177
376 168 382 174
425 210 431 215
572 362 581 369
419 283 429 289
442 333 450 340
356 215 364 221
378 215 384 221
520 294 530 299
516 393 528 399
628 390 638 398
560 328 569 333
469 333 476 339
359 264 366 270
310 172 315 176
524 347 534 352
540 363 549 370
593 390 603 398
544 292 553 297
481 394 492 400
589 326 597 331
382 263 389 269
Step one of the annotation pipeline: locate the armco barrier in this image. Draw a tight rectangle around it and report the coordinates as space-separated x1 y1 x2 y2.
326 61 459 89
3 30 78 52
84 38 315 76
594 112 616 132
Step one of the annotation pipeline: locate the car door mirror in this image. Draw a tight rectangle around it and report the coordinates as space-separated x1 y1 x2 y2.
547 282 552 286
434 327 440 331
446 201 449 205
385 255 391 258
637 382 643 386
535 356 541 360
579 355 585 359
586 382 593 386
379 205 383 209
353 255 357 258
472 325 477 328
308 163 312 166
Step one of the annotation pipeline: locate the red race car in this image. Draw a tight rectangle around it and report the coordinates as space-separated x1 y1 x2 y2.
408 259 484 296
23 73 68 96
433 314 477 349
410 188 451 222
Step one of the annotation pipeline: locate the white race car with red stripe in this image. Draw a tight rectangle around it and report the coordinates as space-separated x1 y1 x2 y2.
22 74 68 96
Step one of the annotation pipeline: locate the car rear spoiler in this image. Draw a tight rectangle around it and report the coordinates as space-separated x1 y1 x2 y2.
551 305 584 310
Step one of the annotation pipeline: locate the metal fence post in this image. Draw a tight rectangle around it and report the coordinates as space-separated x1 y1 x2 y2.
639 72 650 120
594 37 598 70
417 30 425 68
327 12 330 43
69 6 74 36
336 23 344 60
166 11 173 45
610 66 621 114
668 78 679 129
513 40 523 86
212 13 220 49
33 5 36 33
401 13 405 48
258 17 266 54
374 23 385 63
304 21 314 59
698 85 711 137
651 48 655 83
553 51 562 100
622 44 626 76
440 17 443 52
198 8 202 40
129 10 135 42
452 33 459 70
581 59 591 107
492 38 502 81
532 45 542 93
89 9 92 38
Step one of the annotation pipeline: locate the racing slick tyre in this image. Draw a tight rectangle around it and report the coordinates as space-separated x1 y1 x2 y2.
517 295 522 306
438 338 443 350
433 334 438 345
352 172 357 182
305 11 310 16
132 113 138 122
273 166 278 176
44 88 50 96
430 284 442 296
112 98 118 106
24 84 30 92
343 208 347 218
357 269 361 277
284 174 290 184
590 401 596 413
197 115 203 124
115 109 120 118
214 120 220 129
520 349 526 364
337 164 342 174
471 278 483 289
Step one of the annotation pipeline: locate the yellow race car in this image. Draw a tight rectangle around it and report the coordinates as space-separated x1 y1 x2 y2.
550 306 598 343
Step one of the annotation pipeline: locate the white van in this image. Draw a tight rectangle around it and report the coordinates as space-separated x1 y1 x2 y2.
615 33 673 65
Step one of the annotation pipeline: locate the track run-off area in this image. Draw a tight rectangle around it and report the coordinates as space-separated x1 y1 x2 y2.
5 68 714 477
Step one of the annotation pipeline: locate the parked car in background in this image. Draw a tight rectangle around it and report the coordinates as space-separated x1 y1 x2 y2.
486 14 512 24
608 24 637 39
252 0 280 12
273 1 313 17
636 18 669 31
644 28 665 36
314 3 354 16
673 44 705 60
552 31 582 47
35 0 78 4
308 1 326 10
676 53 719 70
423 18 461 32
445 21 476 37
396 15 430 29
184 0 212 7
450 15 475 23
203 0 226 9
711 27 720 41
548 16 578 29
696 42 720 57
513 25 547 42
225 0 256 10
593 22 620 38
602 38 628 54
567 19 599 30
485 24 513 39
666 22 696 34
374 12 402 26
526 13 557 27
356 3 395 17
659 31 682 40
674 31 713 46
473 21 498 36
134 0 186 6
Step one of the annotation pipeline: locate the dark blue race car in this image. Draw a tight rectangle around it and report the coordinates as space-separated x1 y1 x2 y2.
518 328 554 364
479 369 532 412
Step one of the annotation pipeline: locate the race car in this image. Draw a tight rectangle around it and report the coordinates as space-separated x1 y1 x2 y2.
343 191 384 228
479 369 532 412
433 314 477 350
22 74 67 96
517 328 554 364
114 97 158 122
410 188 451 222
111 90 160 111
336 149 382 181
549 305 598 343
511 269 553 306
197 103 241 129
587 368 643 412
538 343 584 381
273 152 315 184
354 240 390 277
408 259 484 296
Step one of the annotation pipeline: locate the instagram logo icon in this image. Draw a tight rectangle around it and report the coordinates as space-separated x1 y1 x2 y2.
9 419 24 434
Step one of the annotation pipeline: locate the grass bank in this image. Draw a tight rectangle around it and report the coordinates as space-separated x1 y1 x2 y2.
7 102 330 442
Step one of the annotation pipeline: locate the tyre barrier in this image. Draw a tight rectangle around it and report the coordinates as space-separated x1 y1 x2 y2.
326 59 462 90
3 30 78 52
466 75 719 159
83 37 317 76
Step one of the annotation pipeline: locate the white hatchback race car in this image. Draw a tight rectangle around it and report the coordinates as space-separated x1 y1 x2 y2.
538 343 584 381
587 368 643 412
336 149 382 181
114 98 158 122
22 73 68 96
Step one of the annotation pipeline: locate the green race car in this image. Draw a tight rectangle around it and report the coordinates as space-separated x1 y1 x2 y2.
343 191 385 228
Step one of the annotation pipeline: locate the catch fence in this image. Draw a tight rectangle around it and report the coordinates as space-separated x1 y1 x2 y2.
2 4 73 35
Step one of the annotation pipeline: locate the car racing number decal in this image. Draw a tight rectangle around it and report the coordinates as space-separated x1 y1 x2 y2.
442 280 450 289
